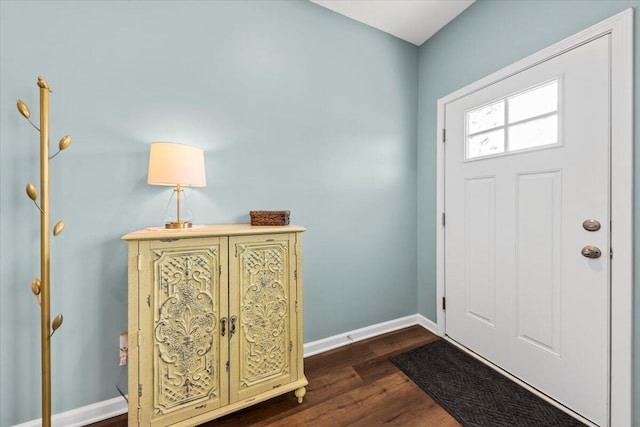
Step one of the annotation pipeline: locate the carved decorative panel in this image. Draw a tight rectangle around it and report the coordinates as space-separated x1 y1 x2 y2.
153 248 218 414
237 243 289 387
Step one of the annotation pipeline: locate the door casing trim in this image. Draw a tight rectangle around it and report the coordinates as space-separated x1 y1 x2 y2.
435 9 633 427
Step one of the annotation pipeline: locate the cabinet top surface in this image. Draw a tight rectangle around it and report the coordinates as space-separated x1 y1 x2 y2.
121 223 305 241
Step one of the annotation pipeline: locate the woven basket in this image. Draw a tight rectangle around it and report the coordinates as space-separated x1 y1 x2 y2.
250 210 290 226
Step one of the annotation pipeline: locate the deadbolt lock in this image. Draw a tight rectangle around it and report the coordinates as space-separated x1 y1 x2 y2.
581 245 601 259
582 219 601 232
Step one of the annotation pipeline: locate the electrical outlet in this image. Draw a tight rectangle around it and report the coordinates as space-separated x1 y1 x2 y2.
120 331 128 366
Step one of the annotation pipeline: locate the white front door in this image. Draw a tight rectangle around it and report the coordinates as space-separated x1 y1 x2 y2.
444 34 610 425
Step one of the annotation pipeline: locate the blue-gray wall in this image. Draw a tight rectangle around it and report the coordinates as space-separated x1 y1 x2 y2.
416 0 640 424
0 1 418 425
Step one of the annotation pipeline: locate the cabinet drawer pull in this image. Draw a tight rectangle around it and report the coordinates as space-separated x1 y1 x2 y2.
195 404 207 410
230 315 237 338
221 317 227 337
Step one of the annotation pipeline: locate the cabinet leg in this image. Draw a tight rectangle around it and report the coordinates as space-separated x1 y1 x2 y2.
295 386 306 404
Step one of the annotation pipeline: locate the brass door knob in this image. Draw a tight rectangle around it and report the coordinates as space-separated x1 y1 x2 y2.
581 245 602 259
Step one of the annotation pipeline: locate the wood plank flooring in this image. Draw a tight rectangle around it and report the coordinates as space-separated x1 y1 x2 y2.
88 326 460 427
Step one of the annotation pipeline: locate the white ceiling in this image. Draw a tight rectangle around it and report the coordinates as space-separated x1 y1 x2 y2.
311 0 475 46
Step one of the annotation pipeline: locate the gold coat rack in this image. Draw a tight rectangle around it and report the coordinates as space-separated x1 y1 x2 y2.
17 76 72 427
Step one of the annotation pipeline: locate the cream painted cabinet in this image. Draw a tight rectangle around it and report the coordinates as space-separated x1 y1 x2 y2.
122 225 306 427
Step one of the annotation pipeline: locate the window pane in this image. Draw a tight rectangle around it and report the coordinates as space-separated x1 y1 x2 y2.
467 101 505 134
508 80 558 123
467 129 505 159
508 115 558 151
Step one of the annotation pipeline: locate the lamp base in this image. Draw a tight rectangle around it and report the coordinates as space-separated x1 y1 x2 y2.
165 221 192 229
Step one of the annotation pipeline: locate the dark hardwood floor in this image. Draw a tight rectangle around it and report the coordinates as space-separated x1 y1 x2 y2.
88 326 460 427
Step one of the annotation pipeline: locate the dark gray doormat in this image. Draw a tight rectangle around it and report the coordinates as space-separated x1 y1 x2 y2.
390 340 586 427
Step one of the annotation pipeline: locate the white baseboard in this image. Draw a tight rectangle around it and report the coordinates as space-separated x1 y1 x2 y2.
303 313 438 357
414 313 438 335
12 314 438 427
12 395 128 427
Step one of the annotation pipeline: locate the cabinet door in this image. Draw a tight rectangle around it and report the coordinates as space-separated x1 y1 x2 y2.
229 233 298 403
138 237 228 426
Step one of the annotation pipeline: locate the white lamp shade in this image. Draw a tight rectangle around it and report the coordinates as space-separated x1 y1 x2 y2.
147 142 206 187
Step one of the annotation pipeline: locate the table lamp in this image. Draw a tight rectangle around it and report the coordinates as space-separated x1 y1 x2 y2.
147 142 206 228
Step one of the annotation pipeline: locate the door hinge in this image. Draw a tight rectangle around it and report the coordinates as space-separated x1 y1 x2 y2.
442 128 446 142
294 270 297 281
610 248 613 259
295 300 298 313
137 330 141 347
289 341 293 352
442 212 445 226
137 254 142 271
219 265 222 277
442 297 446 310
138 383 143 398
226 360 230 373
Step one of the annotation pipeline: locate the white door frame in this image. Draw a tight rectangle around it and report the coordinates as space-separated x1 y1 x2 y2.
435 9 633 426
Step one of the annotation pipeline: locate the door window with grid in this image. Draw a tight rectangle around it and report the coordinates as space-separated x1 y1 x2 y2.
465 79 561 160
